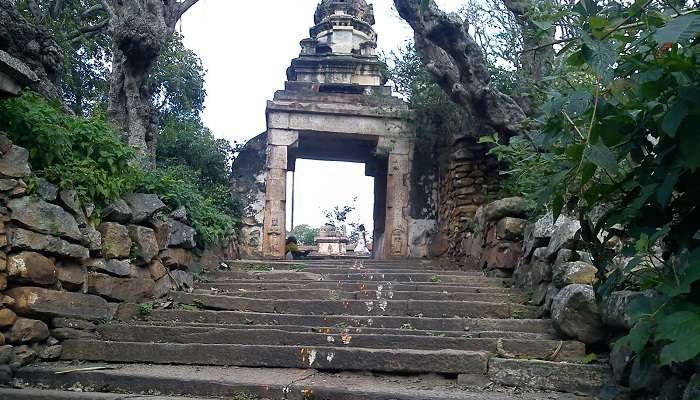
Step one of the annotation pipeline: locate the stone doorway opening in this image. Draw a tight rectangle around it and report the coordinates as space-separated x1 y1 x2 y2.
286 158 377 258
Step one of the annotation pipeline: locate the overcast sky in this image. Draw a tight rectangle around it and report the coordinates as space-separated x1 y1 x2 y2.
180 0 462 235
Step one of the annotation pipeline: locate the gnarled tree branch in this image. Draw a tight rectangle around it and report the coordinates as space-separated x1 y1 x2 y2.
394 0 529 138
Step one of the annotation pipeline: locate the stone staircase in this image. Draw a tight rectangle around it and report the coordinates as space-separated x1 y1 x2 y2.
2 259 610 399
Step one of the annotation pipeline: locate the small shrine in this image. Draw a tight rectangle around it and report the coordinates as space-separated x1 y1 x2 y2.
315 224 349 255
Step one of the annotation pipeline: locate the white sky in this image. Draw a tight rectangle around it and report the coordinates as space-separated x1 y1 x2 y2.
180 0 462 233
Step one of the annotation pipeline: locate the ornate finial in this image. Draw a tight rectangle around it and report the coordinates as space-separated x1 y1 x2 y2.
314 0 375 25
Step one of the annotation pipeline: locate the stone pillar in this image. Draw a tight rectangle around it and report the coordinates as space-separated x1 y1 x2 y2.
382 139 411 259
262 130 299 259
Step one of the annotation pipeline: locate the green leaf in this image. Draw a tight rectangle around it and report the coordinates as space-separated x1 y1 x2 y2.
654 15 700 44
566 91 593 116
659 248 700 296
657 311 700 365
616 319 653 354
566 50 587 66
585 142 618 174
581 35 618 79
657 168 680 207
661 102 688 138
552 194 565 222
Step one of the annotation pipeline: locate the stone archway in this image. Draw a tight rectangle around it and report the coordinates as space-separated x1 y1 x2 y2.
262 93 413 259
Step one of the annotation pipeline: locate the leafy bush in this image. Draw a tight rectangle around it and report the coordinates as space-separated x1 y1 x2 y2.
0 92 239 247
137 164 240 246
0 92 138 203
157 117 233 187
527 0 700 372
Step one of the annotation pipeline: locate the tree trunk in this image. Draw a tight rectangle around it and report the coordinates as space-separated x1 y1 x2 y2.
394 0 528 137
0 0 63 101
103 0 199 167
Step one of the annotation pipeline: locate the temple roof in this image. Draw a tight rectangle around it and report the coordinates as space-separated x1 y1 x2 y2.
314 0 376 25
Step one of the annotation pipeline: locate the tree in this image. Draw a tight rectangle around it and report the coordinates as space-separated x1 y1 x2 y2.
12 0 201 163
289 224 320 246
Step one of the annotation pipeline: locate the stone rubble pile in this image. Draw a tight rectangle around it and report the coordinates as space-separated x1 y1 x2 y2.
0 134 199 383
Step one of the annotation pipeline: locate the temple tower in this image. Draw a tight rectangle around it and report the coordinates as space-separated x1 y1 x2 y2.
261 0 414 259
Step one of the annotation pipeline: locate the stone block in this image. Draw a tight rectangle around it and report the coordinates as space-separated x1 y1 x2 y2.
96 259 132 278
495 217 526 241
160 248 194 270
6 286 113 321
0 308 17 327
79 226 102 252
0 345 13 364
58 189 82 217
602 290 643 330
0 145 31 178
554 248 593 267
552 261 598 288
39 344 62 360
0 178 18 192
98 222 132 259
123 193 166 223
148 260 167 281
8 228 89 259
87 273 155 303
153 275 173 298
544 215 581 258
7 251 57 285
168 220 197 249
51 327 96 340
551 284 605 345
7 196 82 241
10 345 36 370
482 197 526 222
150 219 172 251
0 273 6 290
102 198 132 223
51 318 97 331
482 241 522 272
128 225 159 264
36 178 57 201
8 318 49 344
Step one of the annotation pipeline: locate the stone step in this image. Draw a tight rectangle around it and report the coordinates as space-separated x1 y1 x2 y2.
293 268 483 276
192 288 526 303
487 358 611 395
96 324 585 362
226 260 453 269
60 340 490 374
195 281 514 292
0 389 210 400
12 363 591 400
133 320 555 340
169 292 537 319
136 309 554 333
204 271 506 284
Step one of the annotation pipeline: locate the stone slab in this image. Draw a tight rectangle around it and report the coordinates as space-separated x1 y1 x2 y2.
6 287 113 321
97 324 584 361
12 363 589 400
60 340 489 374
488 358 610 395
139 310 554 334
170 292 537 319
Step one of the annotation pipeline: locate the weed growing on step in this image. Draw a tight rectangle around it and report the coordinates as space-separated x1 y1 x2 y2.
400 323 415 331
429 275 442 283
193 272 207 283
289 264 306 271
138 303 154 318
230 393 259 400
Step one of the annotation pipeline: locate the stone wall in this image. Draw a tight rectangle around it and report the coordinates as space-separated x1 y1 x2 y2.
0 134 198 381
431 137 499 262
464 196 698 398
230 132 267 259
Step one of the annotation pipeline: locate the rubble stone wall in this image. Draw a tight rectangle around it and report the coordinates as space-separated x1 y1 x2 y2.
0 134 198 379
